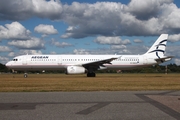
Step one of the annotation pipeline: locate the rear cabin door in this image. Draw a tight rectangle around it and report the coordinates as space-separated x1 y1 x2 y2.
143 56 148 65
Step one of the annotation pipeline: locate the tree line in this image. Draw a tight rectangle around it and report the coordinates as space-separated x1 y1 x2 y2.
0 63 180 73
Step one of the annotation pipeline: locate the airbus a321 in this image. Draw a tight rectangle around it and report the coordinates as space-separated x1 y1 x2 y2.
6 34 173 77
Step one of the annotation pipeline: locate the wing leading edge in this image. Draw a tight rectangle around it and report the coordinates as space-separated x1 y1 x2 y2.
82 57 120 70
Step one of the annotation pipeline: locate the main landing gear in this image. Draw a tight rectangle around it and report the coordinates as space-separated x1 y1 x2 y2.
87 72 96 77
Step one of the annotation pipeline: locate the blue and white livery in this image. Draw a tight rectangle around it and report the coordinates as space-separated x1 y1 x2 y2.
6 34 173 77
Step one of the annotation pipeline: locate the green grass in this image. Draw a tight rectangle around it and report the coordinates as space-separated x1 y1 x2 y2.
0 73 180 92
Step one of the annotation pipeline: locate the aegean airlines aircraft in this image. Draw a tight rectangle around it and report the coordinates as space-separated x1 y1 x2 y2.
6 34 173 77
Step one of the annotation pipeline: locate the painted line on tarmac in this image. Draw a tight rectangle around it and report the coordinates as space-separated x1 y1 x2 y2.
76 102 110 115
136 93 180 120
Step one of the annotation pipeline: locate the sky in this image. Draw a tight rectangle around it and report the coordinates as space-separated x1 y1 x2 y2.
0 0 180 65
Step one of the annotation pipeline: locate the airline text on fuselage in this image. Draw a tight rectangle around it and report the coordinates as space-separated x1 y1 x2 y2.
31 56 49 59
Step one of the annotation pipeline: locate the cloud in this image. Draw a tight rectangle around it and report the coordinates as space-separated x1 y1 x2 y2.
165 46 177 56
134 39 143 43
34 24 58 35
61 26 78 39
127 0 173 20
73 49 90 55
164 45 180 65
8 37 45 49
61 0 180 38
0 22 31 40
163 4 180 32
61 2 127 38
0 46 11 52
175 59 180 65
8 52 15 57
51 39 73 48
0 56 9 64
19 50 43 55
50 51 57 55
0 0 63 20
94 36 131 45
127 0 158 20
169 34 180 42
110 45 126 50
1 1 180 38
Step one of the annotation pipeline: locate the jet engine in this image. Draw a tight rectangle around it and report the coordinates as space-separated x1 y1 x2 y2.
66 66 86 74
98 66 107 70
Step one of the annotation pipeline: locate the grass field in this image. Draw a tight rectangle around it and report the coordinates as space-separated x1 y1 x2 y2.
0 73 180 92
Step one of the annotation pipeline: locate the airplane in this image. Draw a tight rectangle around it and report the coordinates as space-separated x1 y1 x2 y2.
6 34 173 77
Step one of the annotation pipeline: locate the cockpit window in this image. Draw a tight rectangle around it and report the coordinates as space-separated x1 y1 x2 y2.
13 59 18 61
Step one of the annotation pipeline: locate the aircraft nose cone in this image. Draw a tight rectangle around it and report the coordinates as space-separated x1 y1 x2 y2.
5 62 11 68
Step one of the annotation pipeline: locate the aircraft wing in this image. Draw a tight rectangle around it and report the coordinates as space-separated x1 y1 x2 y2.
81 57 120 70
155 56 174 63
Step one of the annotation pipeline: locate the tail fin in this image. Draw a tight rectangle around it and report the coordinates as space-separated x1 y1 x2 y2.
144 34 168 58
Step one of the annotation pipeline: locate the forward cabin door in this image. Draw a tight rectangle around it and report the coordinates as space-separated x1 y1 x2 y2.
22 55 27 65
58 56 62 65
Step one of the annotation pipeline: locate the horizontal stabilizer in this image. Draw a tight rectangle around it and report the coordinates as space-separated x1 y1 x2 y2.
155 56 174 63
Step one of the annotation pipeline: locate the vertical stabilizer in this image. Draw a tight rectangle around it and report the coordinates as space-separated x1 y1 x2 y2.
144 34 168 58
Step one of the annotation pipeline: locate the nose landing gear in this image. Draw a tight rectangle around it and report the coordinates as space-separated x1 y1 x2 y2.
24 73 28 78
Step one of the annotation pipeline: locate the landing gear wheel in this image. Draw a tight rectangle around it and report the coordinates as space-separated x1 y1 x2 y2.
87 72 96 77
24 73 28 78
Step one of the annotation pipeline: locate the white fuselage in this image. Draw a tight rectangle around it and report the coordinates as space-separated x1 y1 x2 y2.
6 54 156 71
5 34 173 77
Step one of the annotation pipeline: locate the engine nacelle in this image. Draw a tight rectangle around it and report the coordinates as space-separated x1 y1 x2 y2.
66 66 86 74
98 66 107 70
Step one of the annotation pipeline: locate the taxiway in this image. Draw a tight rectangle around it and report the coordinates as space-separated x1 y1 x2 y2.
0 91 180 120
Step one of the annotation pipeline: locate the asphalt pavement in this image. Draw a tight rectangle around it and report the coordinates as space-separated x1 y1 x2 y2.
0 91 180 120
